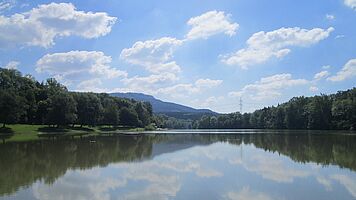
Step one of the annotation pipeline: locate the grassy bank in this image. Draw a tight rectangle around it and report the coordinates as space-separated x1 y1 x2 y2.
0 124 148 142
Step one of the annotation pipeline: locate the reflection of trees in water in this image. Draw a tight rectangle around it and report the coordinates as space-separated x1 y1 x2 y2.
0 136 153 196
242 133 356 171
0 133 355 196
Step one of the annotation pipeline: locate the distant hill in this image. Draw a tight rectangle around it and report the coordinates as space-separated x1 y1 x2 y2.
110 92 217 118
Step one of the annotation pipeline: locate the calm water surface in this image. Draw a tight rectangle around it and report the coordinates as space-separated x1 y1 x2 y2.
0 130 355 200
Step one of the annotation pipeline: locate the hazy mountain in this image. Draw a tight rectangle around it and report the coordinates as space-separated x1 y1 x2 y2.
110 93 216 116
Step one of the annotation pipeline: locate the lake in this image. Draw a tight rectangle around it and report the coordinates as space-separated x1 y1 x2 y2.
0 130 355 200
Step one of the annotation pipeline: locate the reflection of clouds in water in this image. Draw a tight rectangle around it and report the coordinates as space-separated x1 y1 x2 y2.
331 174 356 198
121 176 180 200
114 159 223 178
316 176 333 191
242 154 309 183
32 148 223 200
226 144 356 198
224 187 274 200
32 170 126 200
228 157 242 165
122 169 181 200
183 142 240 161
29 142 356 200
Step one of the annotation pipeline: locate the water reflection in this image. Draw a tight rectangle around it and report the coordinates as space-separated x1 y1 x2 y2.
0 132 355 200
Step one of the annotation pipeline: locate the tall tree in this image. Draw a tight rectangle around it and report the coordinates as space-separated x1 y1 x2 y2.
74 93 102 127
119 107 140 127
46 92 77 127
0 90 26 127
101 98 119 126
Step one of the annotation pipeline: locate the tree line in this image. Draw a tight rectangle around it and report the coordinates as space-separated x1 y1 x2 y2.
0 68 153 128
195 88 356 130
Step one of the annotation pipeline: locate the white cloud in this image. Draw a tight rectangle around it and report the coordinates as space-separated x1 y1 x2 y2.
76 79 110 93
195 78 223 88
2 60 19 69
314 70 330 80
229 73 309 100
309 86 319 92
119 73 179 94
158 78 223 96
344 0 356 10
322 65 331 69
327 59 356 81
0 0 15 13
124 73 178 85
120 37 183 74
157 83 200 96
326 14 335 20
200 96 225 108
185 10 239 40
0 2 116 48
221 27 334 69
36 51 127 80
112 76 222 99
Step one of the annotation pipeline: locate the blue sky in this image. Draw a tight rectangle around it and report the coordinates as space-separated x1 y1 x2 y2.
0 0 355 113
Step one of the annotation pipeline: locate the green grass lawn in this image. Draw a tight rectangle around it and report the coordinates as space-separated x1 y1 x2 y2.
0 124 150 142
2 124 45 142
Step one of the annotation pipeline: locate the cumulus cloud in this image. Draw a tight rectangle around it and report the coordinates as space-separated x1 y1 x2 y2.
158 78 223 96
314 70 330 80
76 79 110 93
36 51 127 82
326 14 335 20
2 60 19 69
0 0 15 13
0 2 116 48
221 27 334 69
120 37 183 74
195 78 223 88
118 11 238 97
327 59 356 81
229 73 308 100
309 86 319 92
119 73 179 94
185 10 239 40
199 96 225 108
344 0 356 10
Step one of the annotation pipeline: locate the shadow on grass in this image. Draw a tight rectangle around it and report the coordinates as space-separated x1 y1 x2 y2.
69 126 95 132
38 127 69 133
38 126 95 133
0 127 14 142
0 127 14 134
98 126 134 132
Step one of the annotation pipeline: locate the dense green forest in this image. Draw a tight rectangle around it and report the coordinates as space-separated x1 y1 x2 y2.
0 68 153 128
194 88 356 130
1 68 355 130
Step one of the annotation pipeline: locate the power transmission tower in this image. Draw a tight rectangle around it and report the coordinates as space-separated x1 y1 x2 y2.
239 97 243 113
